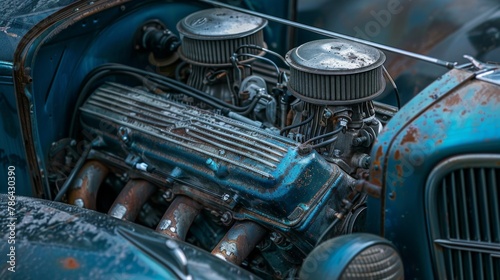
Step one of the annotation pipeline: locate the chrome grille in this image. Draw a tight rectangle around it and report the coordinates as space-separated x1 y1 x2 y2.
426 155 500 279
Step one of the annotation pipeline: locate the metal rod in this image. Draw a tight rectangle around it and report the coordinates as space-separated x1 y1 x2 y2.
198 0 457 69
54 144 91 202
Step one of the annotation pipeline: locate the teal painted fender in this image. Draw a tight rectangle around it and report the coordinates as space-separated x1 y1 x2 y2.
367 67 500 278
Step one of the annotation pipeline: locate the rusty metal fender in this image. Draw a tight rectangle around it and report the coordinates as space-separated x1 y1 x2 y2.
367 67 500 278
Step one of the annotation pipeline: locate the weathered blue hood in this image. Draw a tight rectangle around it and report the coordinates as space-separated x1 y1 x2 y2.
0 0 75 62
0 194 259 279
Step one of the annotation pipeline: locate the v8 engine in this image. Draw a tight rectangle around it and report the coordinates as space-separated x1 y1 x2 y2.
79 81 353 250
6 0 500 278
45 6 402 279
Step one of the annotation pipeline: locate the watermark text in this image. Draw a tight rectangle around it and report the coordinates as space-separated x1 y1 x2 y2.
6 165 16 273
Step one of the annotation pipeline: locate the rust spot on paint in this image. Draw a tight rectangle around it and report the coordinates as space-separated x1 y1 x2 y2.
373 146 384 166
461 110 466 116
396 165 403 177
443 108 451 112
435 119 443 124
371 177 382 186
445 94 462 106
61 257 80 270
394 150 401 160
437 139 443 145
370 146 384 186
401 126 419 145
376 146 383 158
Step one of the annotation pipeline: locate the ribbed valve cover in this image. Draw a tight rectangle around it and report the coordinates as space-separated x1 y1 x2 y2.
177 8 267 66
286 39 386 105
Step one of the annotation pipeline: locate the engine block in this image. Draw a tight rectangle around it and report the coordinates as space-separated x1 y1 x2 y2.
79 82 353 245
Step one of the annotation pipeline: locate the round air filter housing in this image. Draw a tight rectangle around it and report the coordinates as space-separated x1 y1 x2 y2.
286 39 386 105
177 8 267 66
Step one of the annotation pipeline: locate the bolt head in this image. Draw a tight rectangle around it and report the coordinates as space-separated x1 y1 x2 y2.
74 198 84 208
163 190 173 201
220 212 232 225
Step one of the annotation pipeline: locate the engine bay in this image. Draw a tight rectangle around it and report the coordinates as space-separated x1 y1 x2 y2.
4 0 500 278
18 2 415 279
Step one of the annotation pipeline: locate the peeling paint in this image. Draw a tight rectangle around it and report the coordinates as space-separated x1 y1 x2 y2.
400 126 419 145
60 257 80 270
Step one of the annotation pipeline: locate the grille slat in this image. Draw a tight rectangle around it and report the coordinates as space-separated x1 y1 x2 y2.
458 170 471 240
445 247 455 279
481 252 490 280
488 168 500 242
450 175 461 239
427 155 500 279
478 168 492 242
464 250 473 280
470 169 481 241
474 252 483 280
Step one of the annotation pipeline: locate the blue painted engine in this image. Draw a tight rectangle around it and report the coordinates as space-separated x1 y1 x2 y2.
58 7 388 277
4 0 499 279
79 81 353 245
40 4 399 279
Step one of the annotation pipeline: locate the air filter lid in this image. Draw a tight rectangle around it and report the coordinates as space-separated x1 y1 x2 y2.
286 39 385 75
177 8 267 40
285 39 386 105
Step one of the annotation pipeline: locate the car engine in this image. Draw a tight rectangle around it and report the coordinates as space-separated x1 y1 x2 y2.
47 6 401 279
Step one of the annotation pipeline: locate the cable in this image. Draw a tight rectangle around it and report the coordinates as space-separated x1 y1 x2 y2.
309 135 338 149
235 44 289 66
69 69 158 137
103 63 262 112
315 218 341 247
315 193 361 246
302 126 343 146
233 53 280 76
174 60 188 81
70 63 267 138
279 113 314 136
53 144 91 202
199 0 457 69
382 66 401 110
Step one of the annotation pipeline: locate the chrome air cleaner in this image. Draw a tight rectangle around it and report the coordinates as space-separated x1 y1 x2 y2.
286 39 386 105
177 8 267 66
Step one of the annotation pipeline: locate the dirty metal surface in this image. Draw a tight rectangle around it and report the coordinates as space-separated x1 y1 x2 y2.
211 221 267 265
156 195 202 240
108 179 157 221
67 160 109 210
367 67 500 279
80 82 351 230
0 194 260 279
